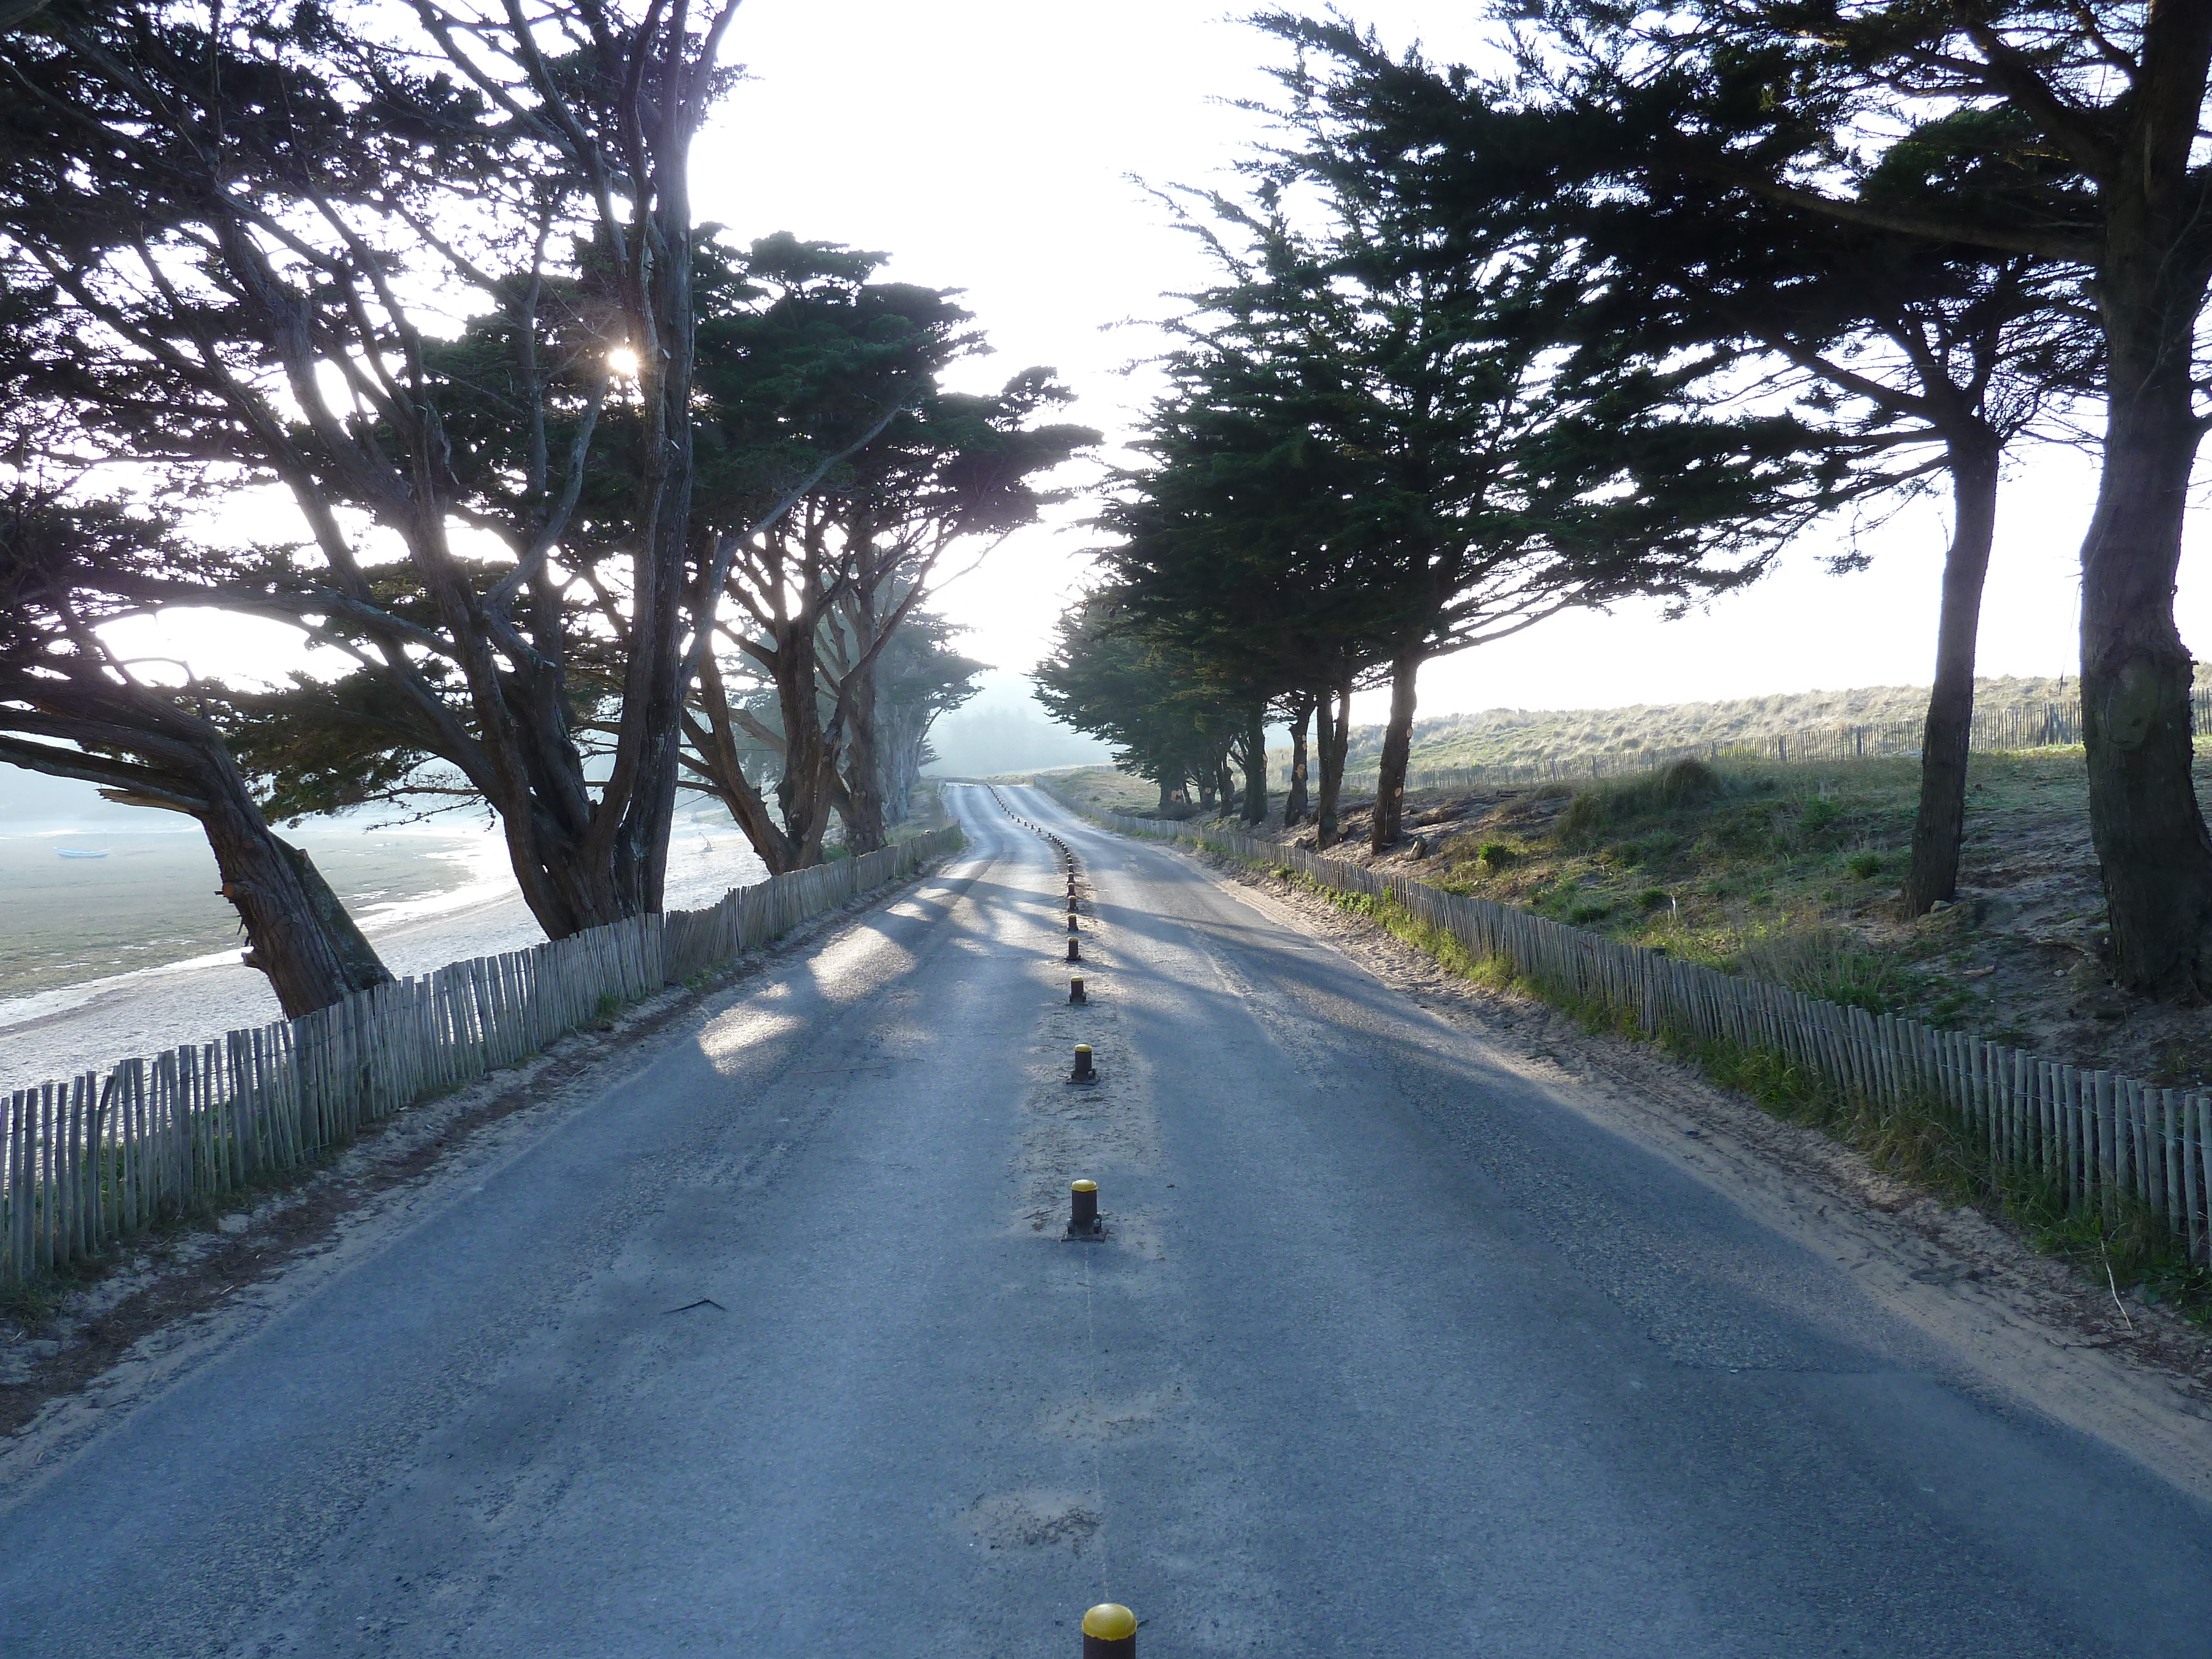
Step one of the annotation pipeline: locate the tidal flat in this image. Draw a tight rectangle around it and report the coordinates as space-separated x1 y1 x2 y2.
0 827 486 1006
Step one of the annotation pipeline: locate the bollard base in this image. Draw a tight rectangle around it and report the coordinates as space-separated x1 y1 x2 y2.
1062 1217 1107 1241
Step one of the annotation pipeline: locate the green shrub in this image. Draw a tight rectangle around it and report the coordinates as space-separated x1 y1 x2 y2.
1557 758 1729 847
1639 886 1671 911
1554 792 1606 846
1846 850 1882 879
1650 757 1726 806
1802 797 1841 832
1475 840 1517 870
1568 901 1611 926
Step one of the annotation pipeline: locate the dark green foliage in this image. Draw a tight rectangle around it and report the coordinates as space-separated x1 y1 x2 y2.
1031 598 1246 808
1558 758 1730 846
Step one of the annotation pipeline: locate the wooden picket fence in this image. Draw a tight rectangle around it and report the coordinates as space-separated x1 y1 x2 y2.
1053 791 2211 1265
0 825 962 1286
1317 690 2207 797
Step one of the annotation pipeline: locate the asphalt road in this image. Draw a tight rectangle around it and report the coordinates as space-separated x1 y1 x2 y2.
1 782 2206 1658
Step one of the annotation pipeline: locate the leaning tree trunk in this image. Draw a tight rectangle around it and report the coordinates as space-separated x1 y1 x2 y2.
1285 693 1313 826
1905 434 2001 916
1240 703 1269 823
1316 680 1352 849
1370 652 1422 853
196 768 393 1018
685 656 804 874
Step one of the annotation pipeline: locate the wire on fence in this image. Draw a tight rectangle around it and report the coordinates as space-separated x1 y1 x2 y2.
0 825 963 1285
1046 787 2209 1267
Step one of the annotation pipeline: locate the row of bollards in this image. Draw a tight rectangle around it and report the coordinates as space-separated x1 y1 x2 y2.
979 795 1138 1656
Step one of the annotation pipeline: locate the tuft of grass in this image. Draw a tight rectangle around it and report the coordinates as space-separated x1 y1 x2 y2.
1638 886 1672 912
1845 850 1883 879
1738 924 1914 1015
1556 758 1730 848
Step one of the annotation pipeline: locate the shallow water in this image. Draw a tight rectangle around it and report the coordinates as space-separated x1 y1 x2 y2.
0 826 488 1005
0 813 768 1094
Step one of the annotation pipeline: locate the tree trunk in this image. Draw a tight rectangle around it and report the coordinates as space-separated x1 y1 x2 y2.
1370 652 1421 852
2070 11 2212 993
840 655 888 855
1196 771 1217 812
2080 343 2212 992
1285 693 1313 826
1316 680 1352 849
1905 434 2001 916
1240 703 1269 822
770 622 838 869
685 655 804 874
196 771 393 1019
1156 775 1176 815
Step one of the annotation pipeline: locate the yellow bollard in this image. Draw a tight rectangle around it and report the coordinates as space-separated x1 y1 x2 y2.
1082 1602 1136 1657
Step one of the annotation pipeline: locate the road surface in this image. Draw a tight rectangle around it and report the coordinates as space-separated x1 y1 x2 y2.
0 781 2205 1657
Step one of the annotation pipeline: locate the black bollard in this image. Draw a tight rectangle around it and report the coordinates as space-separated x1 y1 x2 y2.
1067 1178 1103 1239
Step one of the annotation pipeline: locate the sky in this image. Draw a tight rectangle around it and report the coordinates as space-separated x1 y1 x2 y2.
698 1 2169 731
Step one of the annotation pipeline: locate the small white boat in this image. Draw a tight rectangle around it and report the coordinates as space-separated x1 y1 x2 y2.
56 848 109 859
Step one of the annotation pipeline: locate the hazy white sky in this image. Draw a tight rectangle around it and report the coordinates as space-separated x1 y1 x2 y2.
701 1 2178 724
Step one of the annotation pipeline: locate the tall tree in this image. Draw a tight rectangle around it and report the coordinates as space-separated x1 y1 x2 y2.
1489 1 2210 988
676 237 1092 870
0 0 738 941
852 611 985 831
1097 295 1408 844
1147 150 1845 851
